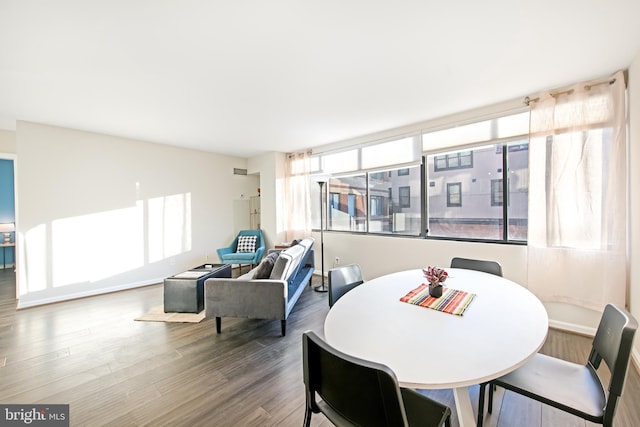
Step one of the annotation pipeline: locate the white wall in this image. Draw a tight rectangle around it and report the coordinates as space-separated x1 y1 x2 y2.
15 121 258 308
0 130 16 153
312 231 527 285
629 53 640 368
310 227 608 336
247 151 287 249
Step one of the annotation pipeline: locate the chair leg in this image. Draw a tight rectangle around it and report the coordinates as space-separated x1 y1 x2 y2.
477 382 487 427
303 406 312 427
488 382 494 414
303 395 314 427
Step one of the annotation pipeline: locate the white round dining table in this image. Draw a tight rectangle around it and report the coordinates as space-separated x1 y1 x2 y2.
324 268 549 427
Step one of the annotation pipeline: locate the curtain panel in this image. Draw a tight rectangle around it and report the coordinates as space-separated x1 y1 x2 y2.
527 70 627 311
284 152 312 241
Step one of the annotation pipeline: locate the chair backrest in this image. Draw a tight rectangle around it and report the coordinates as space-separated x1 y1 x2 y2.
328 264 364 307
450 257 503 277
302 331 409 426
588 304 638 424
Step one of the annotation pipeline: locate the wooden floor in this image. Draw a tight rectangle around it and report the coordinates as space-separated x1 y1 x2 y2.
1 268 639 427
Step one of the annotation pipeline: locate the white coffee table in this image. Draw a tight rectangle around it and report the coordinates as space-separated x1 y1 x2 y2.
324 268 548 427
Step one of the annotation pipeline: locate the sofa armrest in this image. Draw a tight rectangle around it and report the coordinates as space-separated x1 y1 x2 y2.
205 278 288 320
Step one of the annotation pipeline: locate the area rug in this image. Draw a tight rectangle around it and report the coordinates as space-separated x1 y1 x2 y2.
135 306 206 323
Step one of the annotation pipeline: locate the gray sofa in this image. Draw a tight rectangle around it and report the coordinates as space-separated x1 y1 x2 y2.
204 237 315 336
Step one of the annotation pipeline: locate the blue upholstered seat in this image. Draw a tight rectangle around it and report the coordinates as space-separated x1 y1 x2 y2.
216 230 265 271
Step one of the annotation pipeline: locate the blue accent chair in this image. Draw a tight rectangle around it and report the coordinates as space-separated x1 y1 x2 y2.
216 230 265 273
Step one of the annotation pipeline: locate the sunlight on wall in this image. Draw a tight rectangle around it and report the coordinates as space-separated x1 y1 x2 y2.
19 192 194 297
148 193 192 263
21 224 48 295
51 201 145 287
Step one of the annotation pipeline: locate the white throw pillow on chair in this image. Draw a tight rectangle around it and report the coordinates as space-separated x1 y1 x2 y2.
237 235 257 253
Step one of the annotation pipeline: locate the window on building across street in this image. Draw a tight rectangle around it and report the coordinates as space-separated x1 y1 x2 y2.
399 186 411 208
434 151 473 171
446 182 462 207
491 179 503 206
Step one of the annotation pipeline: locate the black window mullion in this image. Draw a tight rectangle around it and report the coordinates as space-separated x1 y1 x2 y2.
365 173 370 233
421 159 428 237
502 144 509 240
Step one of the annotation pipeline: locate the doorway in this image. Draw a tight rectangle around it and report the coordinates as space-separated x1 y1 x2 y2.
0 156 16 302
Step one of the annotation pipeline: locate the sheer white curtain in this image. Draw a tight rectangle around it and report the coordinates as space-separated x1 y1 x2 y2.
284 152 312 241
527 70 627 311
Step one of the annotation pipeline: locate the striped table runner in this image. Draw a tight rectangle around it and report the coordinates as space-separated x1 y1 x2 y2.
400 283 476 316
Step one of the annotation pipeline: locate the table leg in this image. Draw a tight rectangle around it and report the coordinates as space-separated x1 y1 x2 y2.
453 386 476 427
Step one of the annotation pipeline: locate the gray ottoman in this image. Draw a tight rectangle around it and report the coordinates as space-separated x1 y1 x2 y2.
164 264 231 313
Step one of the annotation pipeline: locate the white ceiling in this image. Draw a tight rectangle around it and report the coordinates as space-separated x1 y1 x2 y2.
2 1 640 158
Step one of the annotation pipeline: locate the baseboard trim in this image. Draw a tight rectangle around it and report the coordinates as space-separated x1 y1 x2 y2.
550 319 640 375
16 278 163 309
548 318 597 337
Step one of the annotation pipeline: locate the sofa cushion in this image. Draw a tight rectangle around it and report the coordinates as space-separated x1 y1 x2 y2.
254 252 279 279
270 251 293 281
221 252 257 262
270 244 305 281
237 235 257 252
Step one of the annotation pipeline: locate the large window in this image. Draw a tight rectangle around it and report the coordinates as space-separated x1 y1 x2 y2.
425 111 529 242
367 166 421 235
327 175 367 232
426 139 528 241
307 82 623 249
311 110 529 242
319 166 422 235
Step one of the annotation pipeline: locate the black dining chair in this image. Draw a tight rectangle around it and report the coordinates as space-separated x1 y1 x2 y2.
450 256 503 425
328 263 364 308
302 330 451 427
450 256 503 277
477 303 637 427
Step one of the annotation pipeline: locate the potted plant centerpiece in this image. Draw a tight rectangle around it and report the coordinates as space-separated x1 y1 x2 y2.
423 266 448 298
